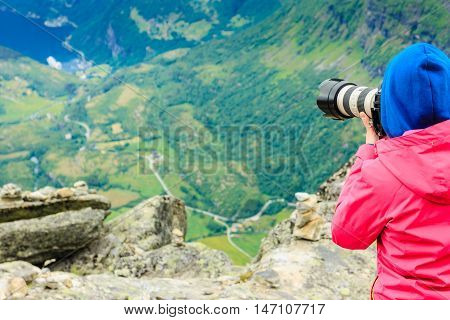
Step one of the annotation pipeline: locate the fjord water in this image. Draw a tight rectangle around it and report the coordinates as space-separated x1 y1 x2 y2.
0 10 75 63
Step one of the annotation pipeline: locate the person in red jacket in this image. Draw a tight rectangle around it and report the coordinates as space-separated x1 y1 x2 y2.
332 43 450 300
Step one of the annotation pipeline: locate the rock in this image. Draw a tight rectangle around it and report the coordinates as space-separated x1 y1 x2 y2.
0 276 28 299
0 261 41 282
172 228 184 246
293 217 323 241
36 186 56 197
295 192 311 202
0 191 110 223
252 269 280 288
35 272 75 290
249 240 376 299
172 228 184 238
0 169 377 300
55 188 74 199
256 218 294 261
318 157 355 201
250 170 376 299
23 272 226 300
74 181 88 190
0 184 22 200
23 191 47 202
56 197 232 279
292 194 323 241
110 195 186 251
0 208 106 265
16 266 291 300
73 181 89 196
340 287 351 297
123 243 233 279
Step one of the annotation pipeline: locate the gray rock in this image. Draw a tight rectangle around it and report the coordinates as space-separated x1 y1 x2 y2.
36 186 56 197
248 240 376 299
110 195 186 251
0 208 106 265
255 218 294 262
73 181 88 190
55 196 230 279
318 156 355 201
0 261 41 282
0 184 22 200
114 243 233 279
22 191 47 202
252 269 281 288
0 192 110 223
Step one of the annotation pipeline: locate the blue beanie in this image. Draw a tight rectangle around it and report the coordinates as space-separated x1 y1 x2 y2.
381 43 450 138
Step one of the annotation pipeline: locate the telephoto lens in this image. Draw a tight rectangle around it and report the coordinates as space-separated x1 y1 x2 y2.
316 78 379 120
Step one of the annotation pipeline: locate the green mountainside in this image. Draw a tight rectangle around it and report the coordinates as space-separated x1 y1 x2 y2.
0 0 448 263
4 0 279 66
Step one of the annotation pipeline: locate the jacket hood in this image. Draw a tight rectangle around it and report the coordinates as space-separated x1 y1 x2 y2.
376 120 450 204
381 43 450 138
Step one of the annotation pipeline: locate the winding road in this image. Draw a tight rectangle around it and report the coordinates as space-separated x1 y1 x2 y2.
64 114 91 140
145 155 296 259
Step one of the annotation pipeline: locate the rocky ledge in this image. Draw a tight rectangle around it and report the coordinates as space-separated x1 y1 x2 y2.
0 182 110 223
0 182 111 265
0 159 376 300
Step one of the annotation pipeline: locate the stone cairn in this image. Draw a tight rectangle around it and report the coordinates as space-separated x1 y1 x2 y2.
291 192 324 241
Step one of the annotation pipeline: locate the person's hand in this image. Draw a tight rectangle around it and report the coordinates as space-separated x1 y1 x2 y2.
360 112 379 144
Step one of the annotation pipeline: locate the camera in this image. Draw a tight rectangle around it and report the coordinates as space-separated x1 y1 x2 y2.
316 78 385 136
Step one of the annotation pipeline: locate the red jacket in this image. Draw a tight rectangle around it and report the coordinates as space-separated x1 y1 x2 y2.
332 120 450 300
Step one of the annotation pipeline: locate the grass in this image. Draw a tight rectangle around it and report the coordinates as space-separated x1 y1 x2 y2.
159 48 190 61
198 235 251 265
109 166 165 198
232 232 266 257
95 137 139 151
228 15 250 29
117 86 139 106
0 160 34 188
194 63 231 85
181 20 212 41
104 206 130 222
98 188 141 208
247 207 293 233
0 151 28 161
186 209 225 241
0 95 63 123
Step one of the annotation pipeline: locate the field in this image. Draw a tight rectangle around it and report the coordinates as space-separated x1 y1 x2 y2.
199 235 250 265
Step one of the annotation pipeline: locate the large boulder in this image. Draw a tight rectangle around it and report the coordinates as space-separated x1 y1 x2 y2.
55 196 234 279
108 195 187 251
0 182 111 266
246 240 376 299
0 208 107 265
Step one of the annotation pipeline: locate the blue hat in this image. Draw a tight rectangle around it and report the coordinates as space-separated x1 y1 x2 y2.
381 43 450 138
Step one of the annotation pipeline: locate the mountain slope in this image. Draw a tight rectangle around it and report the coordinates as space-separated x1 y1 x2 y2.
2 0 280 66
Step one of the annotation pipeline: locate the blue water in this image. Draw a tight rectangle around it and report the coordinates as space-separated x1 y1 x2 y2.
0 10 75 63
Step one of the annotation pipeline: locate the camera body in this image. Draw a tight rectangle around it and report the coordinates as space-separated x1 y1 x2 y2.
316 78 385 136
